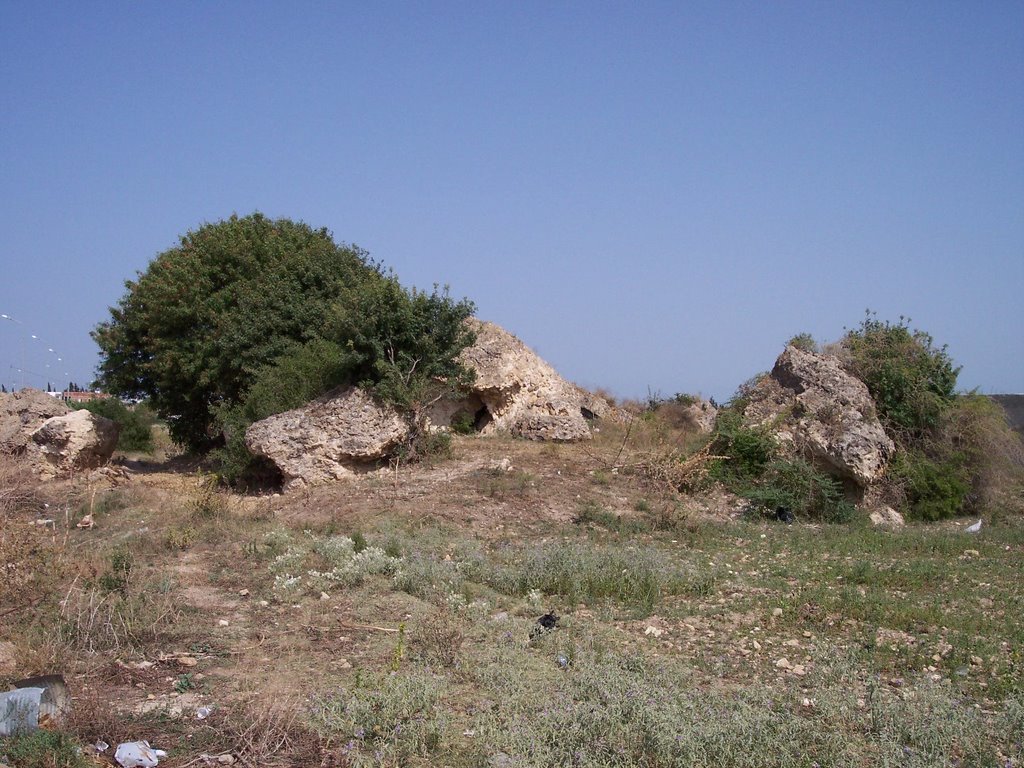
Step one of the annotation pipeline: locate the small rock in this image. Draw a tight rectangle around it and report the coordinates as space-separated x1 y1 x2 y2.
970 655 983 666
772 608 783 618
962 549 980 558
338 659 352 669
776 658 792 670
217 619 229 627
217 755 235 765
644 626 664 638
801 697 813 707
177 656 198 667
258 600 269 608
320 592 330 601
238 589 250 597
488 753 515 768
752 640 762 650
791 664 806 676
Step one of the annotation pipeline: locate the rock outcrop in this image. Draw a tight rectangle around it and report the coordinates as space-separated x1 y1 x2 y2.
743 345 894 490
430 320 607 442
29 410 120 478
245 386 410 491
1 389 120 477
0 388 71 455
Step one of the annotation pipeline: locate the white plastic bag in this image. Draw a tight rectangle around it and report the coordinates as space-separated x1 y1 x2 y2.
114 740 168 768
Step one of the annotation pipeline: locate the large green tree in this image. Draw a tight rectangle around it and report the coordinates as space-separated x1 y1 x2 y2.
93 213 475 453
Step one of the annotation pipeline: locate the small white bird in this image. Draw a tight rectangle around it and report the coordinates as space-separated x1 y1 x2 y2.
965 519 982 534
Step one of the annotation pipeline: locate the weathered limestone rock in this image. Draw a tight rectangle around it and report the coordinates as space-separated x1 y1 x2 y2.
433 320 606 442
680 399 718 434
245 386 410 491
744 345 895 489
28 410 120 478
0 389 70 456
869 506 906 528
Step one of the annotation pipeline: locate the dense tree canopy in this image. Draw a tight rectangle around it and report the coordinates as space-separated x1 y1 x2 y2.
93 213 475 454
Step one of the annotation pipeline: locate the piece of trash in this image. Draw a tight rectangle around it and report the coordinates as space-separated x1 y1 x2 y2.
965 519 983 533
95 740 110 752
557 653 570 668
77 514 95 529
644 625 664 638
0 687 44 736
217 619 229 627
217 755 235 765
529 612 559 639
33 518 55 527
196 706 212 720
12 675 69 727
775 506 794 524
114 740 167 768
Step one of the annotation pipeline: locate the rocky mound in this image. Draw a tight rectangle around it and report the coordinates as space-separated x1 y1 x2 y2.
743 345 895 491
430 319 609 442
0 388 71 455
1 389 120 477
245 386 410 491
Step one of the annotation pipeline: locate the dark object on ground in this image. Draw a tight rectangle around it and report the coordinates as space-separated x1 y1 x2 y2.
530 612 560 639
775 506 795 524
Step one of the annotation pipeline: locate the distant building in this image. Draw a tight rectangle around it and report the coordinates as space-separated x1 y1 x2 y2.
62 391 111 404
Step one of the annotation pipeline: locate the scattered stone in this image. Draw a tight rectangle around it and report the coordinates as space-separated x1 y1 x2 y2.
869 506 905 528
791 664 807 676
238 589 249 597
217 620 229 628
772 608 783 618
775 658 792 670
644 625 665 638
320 592 330 601
962 549 980 558
77 514 96 529
177 657 198 668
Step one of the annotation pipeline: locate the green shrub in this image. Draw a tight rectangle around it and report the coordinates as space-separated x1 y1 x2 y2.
312 671 447 764
71 398 155 453
740 458 855 522
842 312 959 438
708 410 777 483
787 332 818 352
0 729 89 768
890 449 970 521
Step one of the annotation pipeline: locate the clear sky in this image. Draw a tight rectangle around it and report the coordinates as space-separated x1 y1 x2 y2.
1 2 1021 400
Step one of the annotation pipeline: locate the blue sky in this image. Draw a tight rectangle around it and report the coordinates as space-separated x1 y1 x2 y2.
1 2 1021 399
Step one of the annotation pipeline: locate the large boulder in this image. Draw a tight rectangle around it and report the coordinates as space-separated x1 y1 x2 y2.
0 389 70 456
743 345 895 489
430 320 606 442
245 386 410 491
29 409 120 478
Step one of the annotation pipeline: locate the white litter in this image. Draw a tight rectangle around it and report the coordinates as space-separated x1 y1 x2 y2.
965 519 983 533
196 706 212 719
114 740 167 767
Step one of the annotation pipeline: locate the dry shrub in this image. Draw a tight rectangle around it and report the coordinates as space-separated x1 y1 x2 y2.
221 697 332 767
58 580 180 654
944 394 1024 517
412 609 465 668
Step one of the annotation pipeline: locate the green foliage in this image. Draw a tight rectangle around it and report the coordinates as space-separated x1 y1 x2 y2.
786 332 818 352
312 671 447 764
741 458 855 523
98 547 134 594
890 449 970 522
708 410 776 482
94 213 380 450
71 398 155 453
0 729 89 768
843 312 959 438
94 213 476 482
